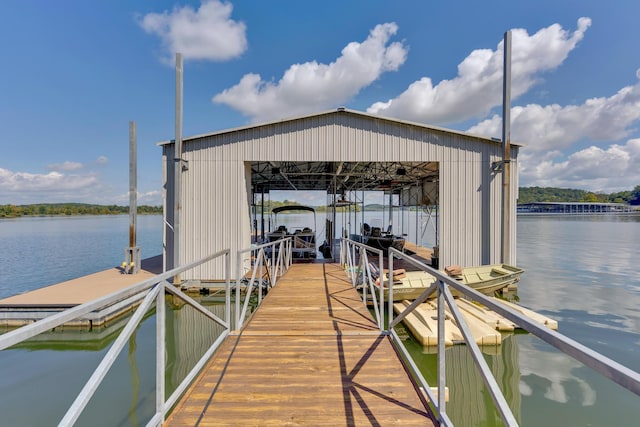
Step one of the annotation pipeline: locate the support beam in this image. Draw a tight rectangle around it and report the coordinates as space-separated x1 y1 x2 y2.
174 53 183 281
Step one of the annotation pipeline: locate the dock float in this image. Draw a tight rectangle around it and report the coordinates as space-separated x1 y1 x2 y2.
490 297 558 330
394 297 558 348
166 263 436 426
0 255 163 329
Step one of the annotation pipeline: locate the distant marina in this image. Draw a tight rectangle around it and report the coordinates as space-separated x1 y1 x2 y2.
517 201 636 214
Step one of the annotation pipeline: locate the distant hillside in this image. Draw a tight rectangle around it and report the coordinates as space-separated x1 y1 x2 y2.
0 203 162 218
518 186 640 205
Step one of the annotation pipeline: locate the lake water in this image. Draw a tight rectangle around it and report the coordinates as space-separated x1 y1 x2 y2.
1 214 639 426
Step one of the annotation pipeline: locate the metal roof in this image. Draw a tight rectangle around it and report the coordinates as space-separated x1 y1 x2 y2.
157 107 524 148
159 108 517 194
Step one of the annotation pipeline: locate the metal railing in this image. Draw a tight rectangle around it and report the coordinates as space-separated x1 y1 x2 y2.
340 238 385 330
0 249 232 426
0 237 294 426
340 238 640 426
235 237 292 330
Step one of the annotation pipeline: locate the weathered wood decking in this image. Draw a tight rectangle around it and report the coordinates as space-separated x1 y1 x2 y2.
166 263 436 426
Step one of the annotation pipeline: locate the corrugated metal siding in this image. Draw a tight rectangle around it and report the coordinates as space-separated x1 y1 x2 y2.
162 111 518 279
177 152 252 281
162 147 175 272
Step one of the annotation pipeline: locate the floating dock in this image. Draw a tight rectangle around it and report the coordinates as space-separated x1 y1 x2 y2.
0 255 163 329
394 297 557 348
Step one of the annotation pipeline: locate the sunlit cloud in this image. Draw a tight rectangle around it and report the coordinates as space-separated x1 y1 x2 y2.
0 167 104 204
139 0 247 64
518 139 640 192
47 161 83 172
467 78 640 152
213 23 408 122
367 18 591 125
465 70 640 192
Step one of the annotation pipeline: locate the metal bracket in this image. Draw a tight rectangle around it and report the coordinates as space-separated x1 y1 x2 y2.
491 160 510 172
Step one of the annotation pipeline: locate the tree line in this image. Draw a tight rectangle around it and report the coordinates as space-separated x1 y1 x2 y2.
0 203 162 218
2 185 638 218
518 185 640 205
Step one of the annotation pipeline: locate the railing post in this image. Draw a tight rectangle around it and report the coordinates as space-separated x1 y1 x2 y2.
225 250 231 332
259 249 264 303
387 253 393 331
378 251 384 330
437 280 446 420
361 250 368 304
351 243 356 277
156 281 166 423
235 250 242 331
346 241 355 286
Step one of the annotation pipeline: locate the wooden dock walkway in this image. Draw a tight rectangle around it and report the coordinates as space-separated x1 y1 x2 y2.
166 263 436 426
402 241 433 264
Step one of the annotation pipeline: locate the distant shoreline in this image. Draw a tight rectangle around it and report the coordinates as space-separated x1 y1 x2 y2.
0 203 161 218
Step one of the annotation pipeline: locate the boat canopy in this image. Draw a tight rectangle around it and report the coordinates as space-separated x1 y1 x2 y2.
271 205 316 214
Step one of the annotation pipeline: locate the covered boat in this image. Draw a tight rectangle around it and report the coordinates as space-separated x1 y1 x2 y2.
350 223 405 252
266 205 317 259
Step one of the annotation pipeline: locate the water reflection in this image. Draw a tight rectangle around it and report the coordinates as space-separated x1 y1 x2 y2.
165 299 229 391
517 215 640 371
403 333 522 426
518 335 596 406
0 298 230 427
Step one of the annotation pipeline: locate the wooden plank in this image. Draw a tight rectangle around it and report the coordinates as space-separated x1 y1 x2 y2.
166 263 435 426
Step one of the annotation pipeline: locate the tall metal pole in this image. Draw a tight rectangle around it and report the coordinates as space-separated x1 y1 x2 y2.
501 31 512 264
123 120 141 274
129 121 137 250
174 53 183 279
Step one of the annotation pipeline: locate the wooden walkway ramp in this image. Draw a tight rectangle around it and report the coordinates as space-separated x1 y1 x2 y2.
166 263 436 426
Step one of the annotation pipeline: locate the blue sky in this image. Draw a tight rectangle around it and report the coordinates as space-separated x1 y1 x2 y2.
1 0 639 205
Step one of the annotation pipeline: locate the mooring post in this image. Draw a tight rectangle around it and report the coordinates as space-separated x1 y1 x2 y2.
123 120 140 274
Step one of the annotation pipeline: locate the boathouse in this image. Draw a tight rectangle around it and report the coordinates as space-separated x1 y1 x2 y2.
160 108 520 280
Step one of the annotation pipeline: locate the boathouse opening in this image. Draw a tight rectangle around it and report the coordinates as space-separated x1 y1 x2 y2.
249 160 440 261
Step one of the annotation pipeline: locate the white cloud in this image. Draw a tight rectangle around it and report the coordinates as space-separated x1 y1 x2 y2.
367 18 591 125
138 190 162 205
463 68 640 192
139 0 247 64
213 23 408 122
467 79 640 152
96 156 109 165
47 161 83 172
114 190 162 206
0 167 98 195
518 139 640 192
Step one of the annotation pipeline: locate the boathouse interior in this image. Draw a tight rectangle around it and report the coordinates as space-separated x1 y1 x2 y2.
249 159 440 247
